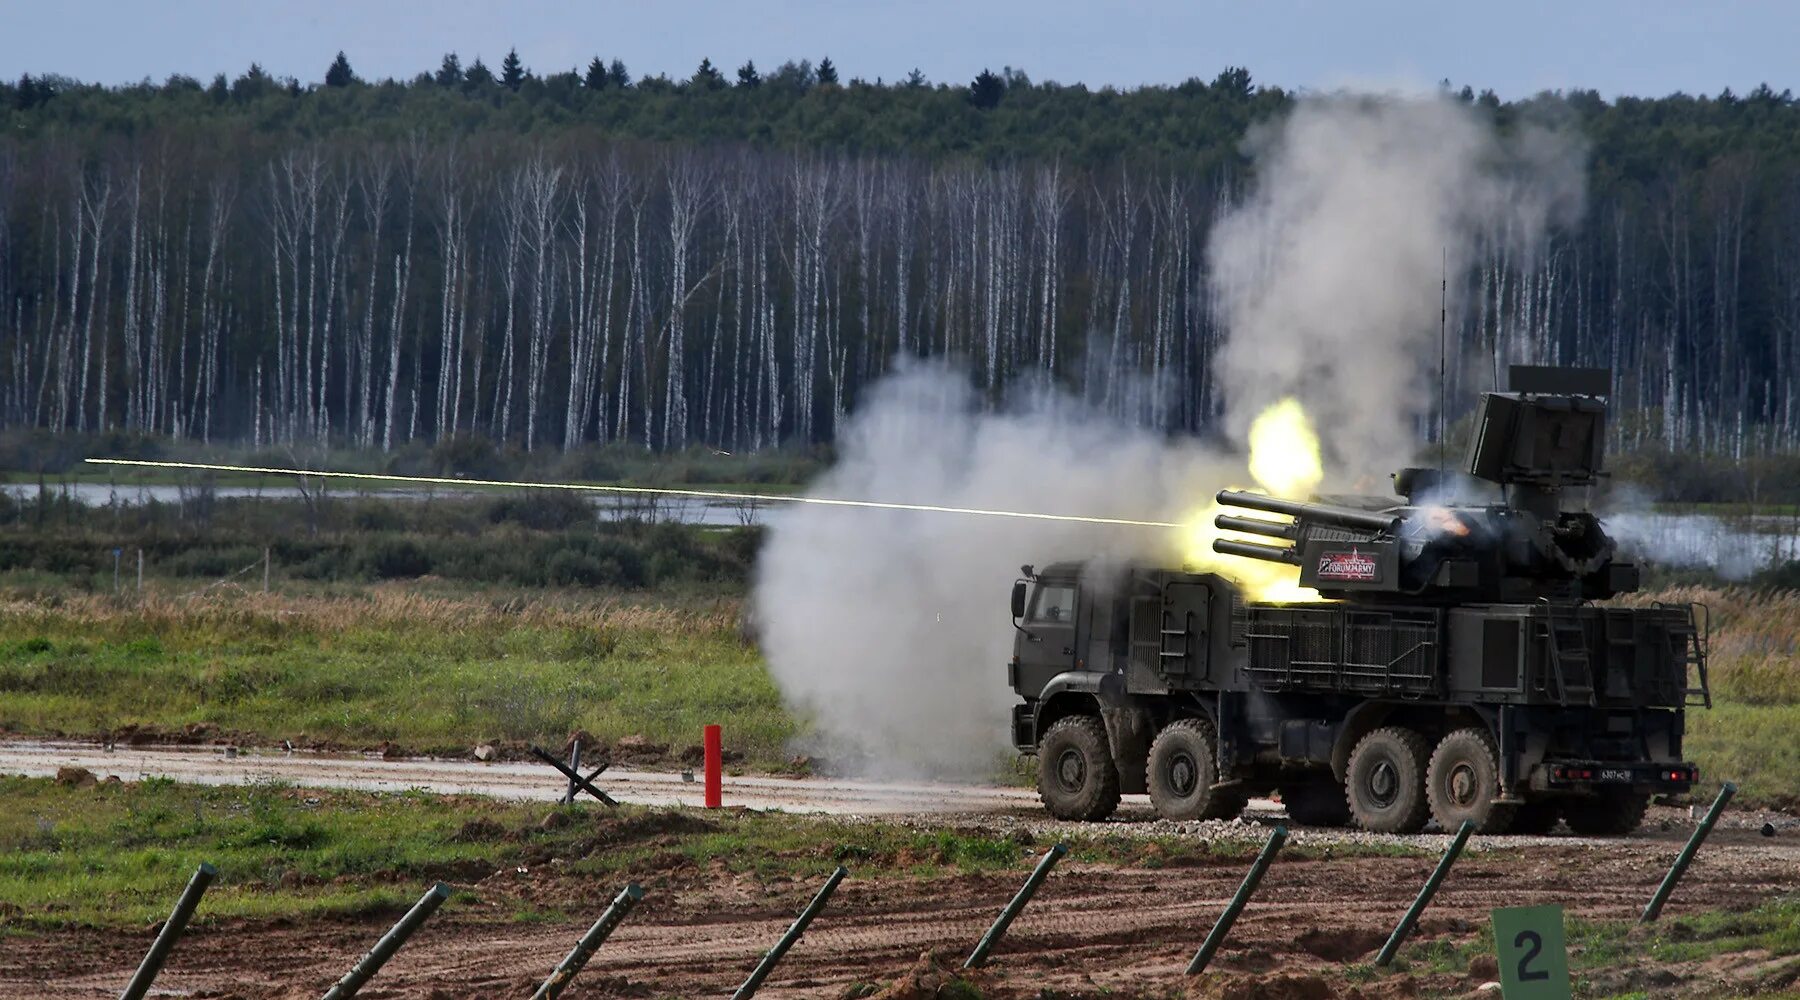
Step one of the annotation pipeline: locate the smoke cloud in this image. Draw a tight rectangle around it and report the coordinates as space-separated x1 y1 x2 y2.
754 94 1588 776
752 365 1229 776
1211 94 1585 481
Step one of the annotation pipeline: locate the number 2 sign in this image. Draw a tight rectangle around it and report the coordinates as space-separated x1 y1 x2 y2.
1491 904 1572 999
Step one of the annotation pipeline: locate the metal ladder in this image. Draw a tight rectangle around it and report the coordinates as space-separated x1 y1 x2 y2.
1159 609 1192 676
1541 601 1595 706
1665 602 1712 708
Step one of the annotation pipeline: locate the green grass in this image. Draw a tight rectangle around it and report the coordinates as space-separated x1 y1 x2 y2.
1378 894 1800 998
0 590 790 767
1686 702 1800 807
0 775 1369 931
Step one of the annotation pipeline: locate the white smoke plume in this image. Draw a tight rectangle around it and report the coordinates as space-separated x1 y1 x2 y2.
1211 94 1585 482
754 94 1588 777
752 364 1230 776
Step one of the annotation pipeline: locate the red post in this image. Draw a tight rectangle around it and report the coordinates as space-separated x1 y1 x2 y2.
703 724 722 809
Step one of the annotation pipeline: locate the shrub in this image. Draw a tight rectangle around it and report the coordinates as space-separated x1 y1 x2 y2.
358 538 432 579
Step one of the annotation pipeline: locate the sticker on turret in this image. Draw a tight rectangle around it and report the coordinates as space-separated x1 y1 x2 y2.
1317 548 1380 582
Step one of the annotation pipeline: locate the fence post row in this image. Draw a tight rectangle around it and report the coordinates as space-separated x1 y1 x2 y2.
118 862 217 1000
731 866 848 1000
319 882 452 1000
964 843 1067 969
1187 826 1287 976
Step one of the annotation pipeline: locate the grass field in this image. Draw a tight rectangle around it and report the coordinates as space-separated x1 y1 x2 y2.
0 587 792 768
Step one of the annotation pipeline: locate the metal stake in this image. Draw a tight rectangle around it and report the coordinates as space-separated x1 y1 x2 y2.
118 862 217 1000
530 884 644 1000
320 882 452 1000
1375 820 1473 966
965 843 1067 968
1642 781 1736 923
1187 826 1287 975
732 866 847 1000
562 740 582 805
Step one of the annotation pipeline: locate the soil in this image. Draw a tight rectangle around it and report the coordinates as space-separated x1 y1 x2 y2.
4 822 1796 999
4 740 1797 998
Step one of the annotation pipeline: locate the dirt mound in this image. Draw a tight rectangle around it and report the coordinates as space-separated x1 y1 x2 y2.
53 766 96 787
1296 926 1388 962
866 952 985 1000
1205 973 1337 1000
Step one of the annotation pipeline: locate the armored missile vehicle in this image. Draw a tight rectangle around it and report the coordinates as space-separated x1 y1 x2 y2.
1007 367 1709 834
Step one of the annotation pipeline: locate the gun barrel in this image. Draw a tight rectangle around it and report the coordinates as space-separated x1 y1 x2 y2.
1215 514 1298 541
1216 490 1399 534
1212 538 1301 566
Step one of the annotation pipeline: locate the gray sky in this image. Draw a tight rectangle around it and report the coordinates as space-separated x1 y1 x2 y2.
2 0 1791 100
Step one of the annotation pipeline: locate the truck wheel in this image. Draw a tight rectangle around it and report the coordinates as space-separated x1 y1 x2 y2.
1426 728 1517 834
1280 775 1351 827
1562 790 1650 836
1037 716 1121 821
1510 798 1561 835
1146 718 1236 821
1346 727 1431 834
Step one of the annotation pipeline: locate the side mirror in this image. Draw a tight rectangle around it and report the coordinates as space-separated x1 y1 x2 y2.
1010 580 1028 620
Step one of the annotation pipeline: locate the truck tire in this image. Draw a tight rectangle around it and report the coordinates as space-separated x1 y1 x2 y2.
1426 728 1517 834
1280 774 1351 827
1346 726 1431 834
1562 790 1650 836
1146 718 1237 821
1510 798 1561 835
1037 716 1121 821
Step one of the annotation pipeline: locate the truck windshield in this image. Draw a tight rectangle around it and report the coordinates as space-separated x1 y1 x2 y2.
1028 584 1077 624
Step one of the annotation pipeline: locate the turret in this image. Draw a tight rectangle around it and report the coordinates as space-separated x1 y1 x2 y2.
1211 366 1639 603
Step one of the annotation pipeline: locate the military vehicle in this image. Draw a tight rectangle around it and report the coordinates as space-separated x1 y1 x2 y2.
1006 367 1709 834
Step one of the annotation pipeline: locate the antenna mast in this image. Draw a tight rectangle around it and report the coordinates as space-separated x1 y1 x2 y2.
1439 248 1447 473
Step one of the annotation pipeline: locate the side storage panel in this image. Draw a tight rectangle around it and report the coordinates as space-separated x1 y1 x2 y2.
1240 603 1442 697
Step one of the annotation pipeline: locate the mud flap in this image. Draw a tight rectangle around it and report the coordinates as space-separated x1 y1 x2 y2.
1101 704 1152 795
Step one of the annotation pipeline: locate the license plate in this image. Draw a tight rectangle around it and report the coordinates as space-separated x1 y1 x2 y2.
1599 768 1632 783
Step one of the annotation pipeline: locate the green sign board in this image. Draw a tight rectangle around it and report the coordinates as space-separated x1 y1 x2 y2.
1491 904 1572 999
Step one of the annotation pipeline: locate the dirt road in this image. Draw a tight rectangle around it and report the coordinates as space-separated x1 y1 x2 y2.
0 739 1046 815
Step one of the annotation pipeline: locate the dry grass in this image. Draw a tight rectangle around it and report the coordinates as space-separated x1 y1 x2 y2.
0 584 741 638
1626 586 1800 705
0 584 781 765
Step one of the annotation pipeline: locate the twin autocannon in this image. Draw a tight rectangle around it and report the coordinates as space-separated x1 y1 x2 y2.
1006 367 1709 835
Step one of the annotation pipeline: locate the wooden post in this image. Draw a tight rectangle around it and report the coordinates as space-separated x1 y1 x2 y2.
263 547 271 593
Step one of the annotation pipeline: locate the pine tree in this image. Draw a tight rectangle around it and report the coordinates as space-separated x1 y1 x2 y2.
585 56 607 89
816 56 839 86
693 58 725 90
905 68 927 88
436 53 463 87
736 61 761 88
325 51 357 88
969 68 1005 109
1211 66 1252 100
500 48 525 91
607 59 631 88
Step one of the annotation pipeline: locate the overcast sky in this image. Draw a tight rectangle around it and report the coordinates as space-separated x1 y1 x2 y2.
2 0 1791 100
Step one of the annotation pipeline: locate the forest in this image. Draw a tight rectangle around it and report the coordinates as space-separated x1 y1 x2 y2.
2 53 1799 467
